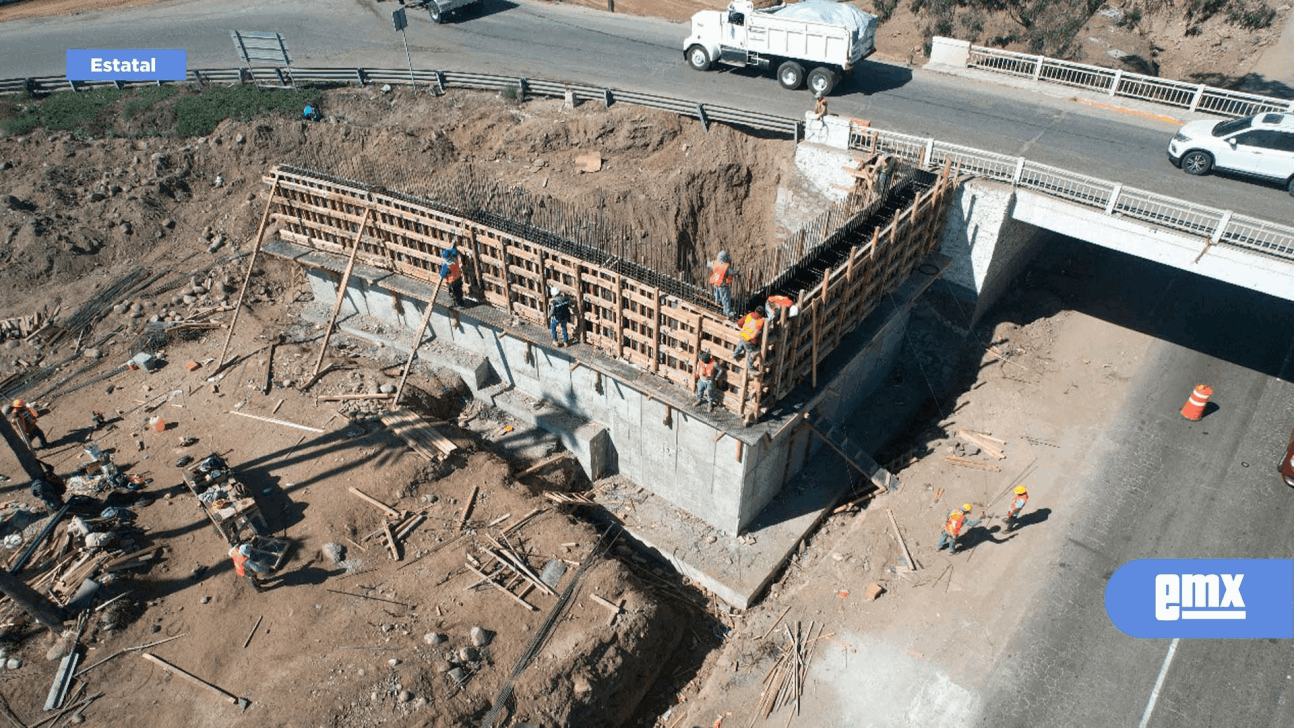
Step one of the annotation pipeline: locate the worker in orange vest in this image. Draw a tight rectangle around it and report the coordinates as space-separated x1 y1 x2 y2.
764 294 798 322
1004 485 1029 531
9 399 47 450
733 310 765 369
935 504 980 554
707 251 736 318
440 247 465 307
229 542 270 592
694 351 721 412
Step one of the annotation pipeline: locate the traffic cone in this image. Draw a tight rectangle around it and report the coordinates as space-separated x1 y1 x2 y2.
1180 384 1212 421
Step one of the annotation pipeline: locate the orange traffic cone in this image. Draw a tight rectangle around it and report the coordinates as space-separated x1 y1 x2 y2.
1180 384 1212 421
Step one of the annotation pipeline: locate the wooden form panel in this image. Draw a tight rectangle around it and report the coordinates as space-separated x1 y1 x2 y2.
262 167 955 423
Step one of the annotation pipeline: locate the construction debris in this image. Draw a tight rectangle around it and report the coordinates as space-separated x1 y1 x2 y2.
749 622 822 725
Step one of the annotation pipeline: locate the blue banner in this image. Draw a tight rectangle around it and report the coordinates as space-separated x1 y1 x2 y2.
1105 558 1294 638
66 49 187 81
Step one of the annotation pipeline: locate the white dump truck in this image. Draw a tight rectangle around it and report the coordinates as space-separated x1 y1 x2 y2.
400 0 480 24
683 0 878 96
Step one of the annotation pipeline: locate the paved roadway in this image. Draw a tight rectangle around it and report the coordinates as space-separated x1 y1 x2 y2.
1 0 1290 223
975 241 1294 728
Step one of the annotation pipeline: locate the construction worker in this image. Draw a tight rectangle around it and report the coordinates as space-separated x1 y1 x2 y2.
876 154 898 193
440 248 465 307
229 542 270 593
694 351 720 412
733 309 765 368
1004 485 1029 531
303 105 321 122
9 399 46 450
707 251 736 318
813 93 828 124
765 294 798 322
548 287 574 347
935 504 981 554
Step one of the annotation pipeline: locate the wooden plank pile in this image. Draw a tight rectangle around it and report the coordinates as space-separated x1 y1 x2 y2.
749 621 823 726
379 408 457 461
0 305 57 341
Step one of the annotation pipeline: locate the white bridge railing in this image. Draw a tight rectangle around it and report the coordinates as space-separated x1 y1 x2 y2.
959 41 1294 119
2 64 1291 263
849 124 1294 261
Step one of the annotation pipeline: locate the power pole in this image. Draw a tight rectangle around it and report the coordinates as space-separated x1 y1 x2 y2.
0 411 67 632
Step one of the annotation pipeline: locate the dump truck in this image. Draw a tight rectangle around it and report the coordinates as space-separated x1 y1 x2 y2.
683 0 878 96
399 0 480 24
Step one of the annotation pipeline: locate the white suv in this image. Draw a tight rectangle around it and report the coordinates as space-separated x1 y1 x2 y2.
1168 112 1294 196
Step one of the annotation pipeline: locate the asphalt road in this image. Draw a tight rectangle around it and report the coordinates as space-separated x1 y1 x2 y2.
1 0 1290 223
975 241 1294 728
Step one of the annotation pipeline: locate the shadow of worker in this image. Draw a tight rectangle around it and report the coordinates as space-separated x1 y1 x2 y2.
959 523 1016 551
262 565 345 591
1006 507 1052 533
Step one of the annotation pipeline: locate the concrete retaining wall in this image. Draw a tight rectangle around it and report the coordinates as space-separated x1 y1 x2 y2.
936 178 1047 325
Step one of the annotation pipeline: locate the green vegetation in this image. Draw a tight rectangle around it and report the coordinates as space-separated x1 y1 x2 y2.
875 0 899 21
1229 4 1276 28
123 84 177 119
172 84 319 136
0 83 320 138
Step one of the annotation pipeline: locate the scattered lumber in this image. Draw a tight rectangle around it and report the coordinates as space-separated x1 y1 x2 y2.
502 508 544 536
886 508 917 571
349 487 401 519
944 455 1001 472
542 491 596 506
749 622 821 726
515 451 574 479
459 485 478 532
955 429 1005 460
379 408 457 460
464 563 537 611
228 410 323 433
319 393 395 401
324 589 411 608
383 523 401 561
140 653 248 709
243 616 263 649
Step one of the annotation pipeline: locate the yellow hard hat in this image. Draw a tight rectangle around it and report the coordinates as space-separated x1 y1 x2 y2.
1014 485 1027 495
962 503 973 512
11 399 23 408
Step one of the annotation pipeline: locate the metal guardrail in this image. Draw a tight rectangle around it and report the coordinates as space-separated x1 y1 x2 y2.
0 67 799 138
849 125 1294 261
965 42 1294 119
3 64 1291 263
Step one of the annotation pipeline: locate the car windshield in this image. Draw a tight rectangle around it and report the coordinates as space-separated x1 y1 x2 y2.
1212 117 1253 137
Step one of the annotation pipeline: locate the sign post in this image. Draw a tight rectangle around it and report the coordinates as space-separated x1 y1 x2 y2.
392 8 417 91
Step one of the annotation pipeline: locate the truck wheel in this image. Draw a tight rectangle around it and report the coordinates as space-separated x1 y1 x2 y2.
687 45 712 72
808 67 836 96
777 61 804 90
428 4 443 23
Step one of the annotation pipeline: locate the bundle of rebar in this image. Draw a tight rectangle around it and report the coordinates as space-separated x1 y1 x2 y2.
749 621 822 727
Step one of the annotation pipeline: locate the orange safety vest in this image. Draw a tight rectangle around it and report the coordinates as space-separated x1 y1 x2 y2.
11 407 37 434
944 510 966 538
767 295 794 315
229 546 249 577
738 313 765 342
443 261 462 283
708 261 732 287
1007 493 1028 518
697 359 716 380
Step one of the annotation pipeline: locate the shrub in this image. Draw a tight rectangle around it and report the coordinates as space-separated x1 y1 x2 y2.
875 0 899 21
172 84 320 137
1230 4 1276 27
123 85 177 120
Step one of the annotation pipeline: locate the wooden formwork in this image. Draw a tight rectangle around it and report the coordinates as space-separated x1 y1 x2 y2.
262 165 956 423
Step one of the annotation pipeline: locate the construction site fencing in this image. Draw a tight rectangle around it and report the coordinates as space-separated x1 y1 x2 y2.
963 41 1294 118
263 165 954 422
846 121 1294 261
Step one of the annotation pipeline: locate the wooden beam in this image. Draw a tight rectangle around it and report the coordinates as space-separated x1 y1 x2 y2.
217 176 280 368
349 486 400 519
228 410 323 433
394 278 443 406
311 207 371 378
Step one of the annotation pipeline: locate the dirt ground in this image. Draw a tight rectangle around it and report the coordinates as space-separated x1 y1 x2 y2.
0 86 781 727
0 86 791 351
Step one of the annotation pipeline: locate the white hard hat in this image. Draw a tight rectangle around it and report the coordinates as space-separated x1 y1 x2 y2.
238 544 252 556
550 286 560 297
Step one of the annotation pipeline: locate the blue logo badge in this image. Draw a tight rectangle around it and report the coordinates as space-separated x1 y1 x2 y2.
66 50 187 82
1105 559 1293 638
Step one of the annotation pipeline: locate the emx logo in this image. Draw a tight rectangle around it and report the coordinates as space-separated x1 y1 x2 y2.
1106 559 1293 638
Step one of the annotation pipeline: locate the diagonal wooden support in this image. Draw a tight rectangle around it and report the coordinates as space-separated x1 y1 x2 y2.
393 279 443 407
311 208 371 378
218 177 280 368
